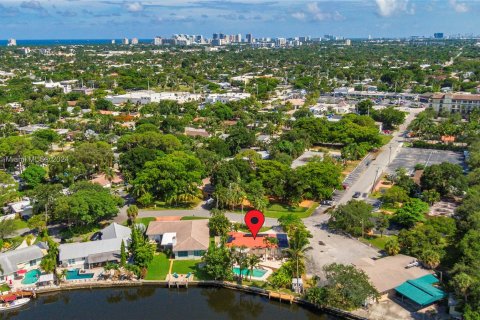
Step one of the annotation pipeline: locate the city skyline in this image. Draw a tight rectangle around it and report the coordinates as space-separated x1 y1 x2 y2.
0 0 479 39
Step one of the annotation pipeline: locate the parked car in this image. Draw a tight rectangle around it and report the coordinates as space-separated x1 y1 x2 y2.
353 192 361 198
90 232 103 241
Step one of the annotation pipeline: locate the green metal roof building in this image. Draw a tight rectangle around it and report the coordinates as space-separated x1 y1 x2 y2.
395 274 447 308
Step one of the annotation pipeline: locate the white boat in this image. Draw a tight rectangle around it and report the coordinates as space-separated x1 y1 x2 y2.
0 298 31 311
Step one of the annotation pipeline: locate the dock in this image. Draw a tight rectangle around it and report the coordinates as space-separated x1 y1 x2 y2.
166 274 192 288
268 291 294 304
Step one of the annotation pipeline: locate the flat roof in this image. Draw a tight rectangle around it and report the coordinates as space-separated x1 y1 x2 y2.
355 254 432 293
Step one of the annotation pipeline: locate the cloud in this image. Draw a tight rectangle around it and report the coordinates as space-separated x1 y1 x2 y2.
449 0 468 13
292 2 344 22
126 2 143 12
291 11 306 21
20 0 45 11
56 10 77 17
375 0 414 17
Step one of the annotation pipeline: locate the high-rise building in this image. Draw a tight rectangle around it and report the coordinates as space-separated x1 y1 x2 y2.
434 33 444 39
131 38 139 45
345 39 352 46
111 39 116 44
246 33 253 43
7 39 16 46
275 38 286 47
236 34 242 43
154 37 162 45
212 33 219 40
122 38 129 45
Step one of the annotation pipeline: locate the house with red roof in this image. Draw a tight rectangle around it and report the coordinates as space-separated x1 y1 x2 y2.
226 231 288 260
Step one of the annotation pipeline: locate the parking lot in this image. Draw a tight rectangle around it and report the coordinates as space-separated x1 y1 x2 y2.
386 147 465 174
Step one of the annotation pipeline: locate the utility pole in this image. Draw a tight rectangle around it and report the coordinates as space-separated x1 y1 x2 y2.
371 167 380 193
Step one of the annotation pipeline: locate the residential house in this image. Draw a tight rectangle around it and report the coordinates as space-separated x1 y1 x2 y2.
58 223 131 269
90 172 124 188
226 232 289 259
146 220 209 260
0 243 48 282
2 199 33 220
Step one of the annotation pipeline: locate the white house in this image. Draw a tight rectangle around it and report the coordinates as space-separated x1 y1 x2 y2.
58 223 131 269
0 243 47 282
2 199 33 220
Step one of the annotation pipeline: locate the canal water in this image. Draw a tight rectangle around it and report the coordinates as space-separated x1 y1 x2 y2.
2 286 336 320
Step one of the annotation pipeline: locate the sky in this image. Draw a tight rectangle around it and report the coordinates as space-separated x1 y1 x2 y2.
0 0 479 39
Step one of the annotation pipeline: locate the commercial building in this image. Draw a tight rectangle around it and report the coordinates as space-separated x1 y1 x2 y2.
146 220 210 260
395 274 447 309
246 33 254 43
425 93 480 114
204 92 251 104
7 39 17 46
106 90 202 105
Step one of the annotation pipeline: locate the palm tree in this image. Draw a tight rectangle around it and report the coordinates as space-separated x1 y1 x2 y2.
127 205 139 225
246 254 261 280
104 167 115 183
233 247 248 284
263 236 278 260
57 269 68 283
384 238 400 256
284 229 312 291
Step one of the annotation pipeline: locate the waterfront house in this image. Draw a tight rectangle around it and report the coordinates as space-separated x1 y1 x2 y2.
226 232 289 260
146 220 209 260
58 223 131 269
0 243 48 282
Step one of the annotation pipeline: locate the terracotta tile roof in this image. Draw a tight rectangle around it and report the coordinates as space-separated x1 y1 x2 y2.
155 216 182 221
226 232 278 249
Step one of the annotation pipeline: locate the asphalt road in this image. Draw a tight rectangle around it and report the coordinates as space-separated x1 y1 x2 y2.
335 107 424 205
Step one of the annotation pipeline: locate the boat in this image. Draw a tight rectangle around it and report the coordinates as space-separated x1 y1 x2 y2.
0 297 31 311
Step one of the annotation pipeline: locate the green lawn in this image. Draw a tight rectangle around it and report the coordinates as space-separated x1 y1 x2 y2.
171 260 199 274
180 216 208 220
263 202 319 219
145 253 170 280
171 260 212 280
381 135 393 145
142 198 202 210
0 284 10 292
361 235 397 250
135 217 156 228
12 218 28 230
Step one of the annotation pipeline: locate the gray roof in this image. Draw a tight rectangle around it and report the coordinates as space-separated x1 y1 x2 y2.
146 220 209 252
0 244 46 276
100 223 131 240
59 238 126 262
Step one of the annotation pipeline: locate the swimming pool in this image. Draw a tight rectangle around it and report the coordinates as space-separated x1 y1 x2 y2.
66 269 95 280
232 268 267 278
21 269 41 284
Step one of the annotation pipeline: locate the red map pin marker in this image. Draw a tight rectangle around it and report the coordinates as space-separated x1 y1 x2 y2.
244 210 265 239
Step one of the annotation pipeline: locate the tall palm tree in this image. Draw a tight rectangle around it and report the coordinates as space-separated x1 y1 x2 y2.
284 229 312 292
246 254 261 280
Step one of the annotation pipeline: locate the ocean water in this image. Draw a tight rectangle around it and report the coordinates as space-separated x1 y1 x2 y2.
0 39 153 47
